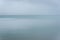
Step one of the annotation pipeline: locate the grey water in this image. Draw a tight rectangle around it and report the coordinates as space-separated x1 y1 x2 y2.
0 15 59 40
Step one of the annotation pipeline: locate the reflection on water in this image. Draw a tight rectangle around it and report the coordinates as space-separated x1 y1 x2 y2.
0 15 59 40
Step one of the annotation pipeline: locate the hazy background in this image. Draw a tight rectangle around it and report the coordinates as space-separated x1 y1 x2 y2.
0 0 60 40
0 0 60 15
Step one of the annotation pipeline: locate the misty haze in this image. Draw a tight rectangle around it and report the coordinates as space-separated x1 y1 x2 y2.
0 0 60 40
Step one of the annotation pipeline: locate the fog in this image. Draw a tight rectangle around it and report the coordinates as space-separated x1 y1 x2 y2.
0 0 60 15
0 0 60 40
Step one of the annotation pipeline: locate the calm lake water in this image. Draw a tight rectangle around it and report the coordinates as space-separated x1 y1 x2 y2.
0 15 59 40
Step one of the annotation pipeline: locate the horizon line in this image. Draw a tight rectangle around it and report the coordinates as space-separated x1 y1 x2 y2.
0 15 57 16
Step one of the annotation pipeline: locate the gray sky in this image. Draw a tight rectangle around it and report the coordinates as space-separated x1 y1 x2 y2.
0 0 60 15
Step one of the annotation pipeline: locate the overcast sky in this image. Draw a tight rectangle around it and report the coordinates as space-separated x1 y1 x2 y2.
0 0 60 15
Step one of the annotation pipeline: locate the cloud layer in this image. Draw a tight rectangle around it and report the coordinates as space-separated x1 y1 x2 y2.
0 0 60 15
